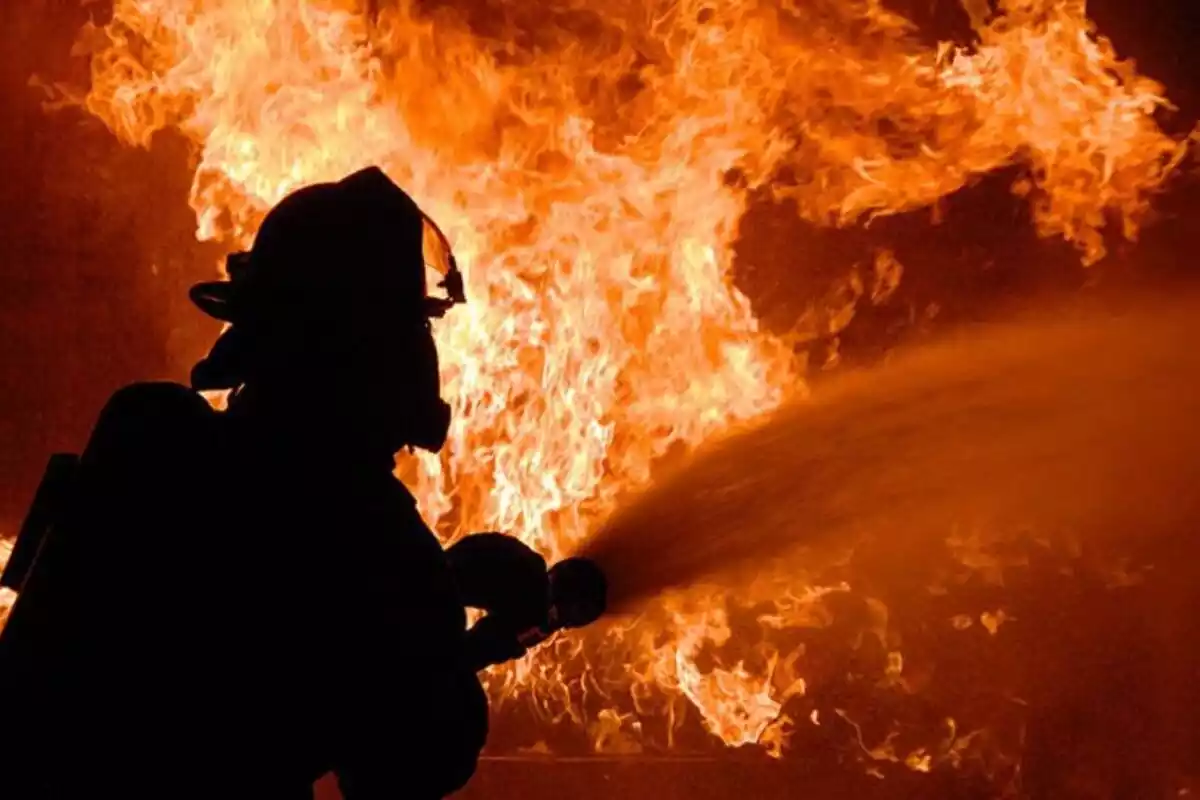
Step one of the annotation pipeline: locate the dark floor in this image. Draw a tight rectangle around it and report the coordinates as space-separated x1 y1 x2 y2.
316 758 984 800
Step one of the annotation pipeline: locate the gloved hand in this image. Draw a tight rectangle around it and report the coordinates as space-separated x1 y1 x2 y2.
447 532 550 629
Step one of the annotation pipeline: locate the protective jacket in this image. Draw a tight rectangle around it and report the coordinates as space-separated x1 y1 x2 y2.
0 382 487 799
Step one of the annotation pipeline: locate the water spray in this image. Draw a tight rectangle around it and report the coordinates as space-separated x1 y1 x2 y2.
580 294 1200 614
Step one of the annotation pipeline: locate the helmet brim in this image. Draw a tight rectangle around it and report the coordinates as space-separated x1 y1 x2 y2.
189 282 238 322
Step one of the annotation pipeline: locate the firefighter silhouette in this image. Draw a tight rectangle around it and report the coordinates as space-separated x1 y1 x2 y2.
0 167 489 799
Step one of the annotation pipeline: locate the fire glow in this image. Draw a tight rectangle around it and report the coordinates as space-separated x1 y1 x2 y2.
8 0 1192 765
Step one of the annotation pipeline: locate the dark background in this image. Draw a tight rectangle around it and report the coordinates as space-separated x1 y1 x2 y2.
1 1 1198 797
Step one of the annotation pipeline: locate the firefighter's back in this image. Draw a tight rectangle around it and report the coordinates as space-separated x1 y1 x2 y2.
0 381 231 797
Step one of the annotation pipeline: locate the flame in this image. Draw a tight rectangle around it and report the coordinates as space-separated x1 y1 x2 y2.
44 0 1192 762
0 540 14 635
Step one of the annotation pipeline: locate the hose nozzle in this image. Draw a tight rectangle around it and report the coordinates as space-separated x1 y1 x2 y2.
548 557 608 630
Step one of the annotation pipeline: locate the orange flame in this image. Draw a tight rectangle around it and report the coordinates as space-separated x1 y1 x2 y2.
52 0 1191 758
0 540 14 633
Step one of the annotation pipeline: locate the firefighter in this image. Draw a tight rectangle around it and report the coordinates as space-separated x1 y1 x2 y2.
0 167 486 799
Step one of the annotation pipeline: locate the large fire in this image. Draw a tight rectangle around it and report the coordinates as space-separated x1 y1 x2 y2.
6 0 1192 772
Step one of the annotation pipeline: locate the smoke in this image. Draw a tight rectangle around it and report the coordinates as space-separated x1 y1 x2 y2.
581 293 1200 612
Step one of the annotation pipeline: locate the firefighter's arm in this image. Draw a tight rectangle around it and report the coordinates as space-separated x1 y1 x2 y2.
463 613 533 671
446 533 551 670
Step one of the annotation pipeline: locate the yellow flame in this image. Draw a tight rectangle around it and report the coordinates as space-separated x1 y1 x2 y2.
0 540 14 635
54 0 1192 757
